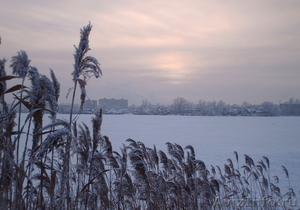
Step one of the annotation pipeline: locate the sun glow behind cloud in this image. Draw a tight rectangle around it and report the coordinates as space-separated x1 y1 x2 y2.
92 2 234 86
155 53 188 84
152 52 202 85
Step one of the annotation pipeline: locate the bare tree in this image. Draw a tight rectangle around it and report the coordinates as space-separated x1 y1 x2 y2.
173 97 187 115
261 101 281 116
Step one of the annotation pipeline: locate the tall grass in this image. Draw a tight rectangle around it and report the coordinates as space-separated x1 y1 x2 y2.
0 26 298 210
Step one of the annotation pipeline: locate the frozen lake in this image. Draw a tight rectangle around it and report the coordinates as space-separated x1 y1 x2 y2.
38 114 300 195
61 114 300 192
75 114 300 192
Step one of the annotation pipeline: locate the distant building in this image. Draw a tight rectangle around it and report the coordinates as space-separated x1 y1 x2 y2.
280 102 300 116
99 98 128 110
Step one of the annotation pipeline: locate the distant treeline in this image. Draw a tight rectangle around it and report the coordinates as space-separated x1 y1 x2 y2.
127 97 300 116
16 98 300 116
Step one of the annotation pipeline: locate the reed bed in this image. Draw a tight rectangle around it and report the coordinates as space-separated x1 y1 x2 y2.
0 24 297 210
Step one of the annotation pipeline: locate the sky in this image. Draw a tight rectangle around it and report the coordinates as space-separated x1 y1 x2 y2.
1 1 300 106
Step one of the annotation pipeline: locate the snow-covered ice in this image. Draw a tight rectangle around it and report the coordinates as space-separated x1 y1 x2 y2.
33 114 300 194
81 114 300 193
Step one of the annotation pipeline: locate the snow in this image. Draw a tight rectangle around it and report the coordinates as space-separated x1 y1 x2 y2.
21 113 298 194
73 114 300 193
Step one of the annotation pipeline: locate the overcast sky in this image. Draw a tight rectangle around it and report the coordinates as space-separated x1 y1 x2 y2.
1 1 300 105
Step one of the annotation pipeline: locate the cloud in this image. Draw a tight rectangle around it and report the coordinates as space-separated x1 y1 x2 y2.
1 0 300 105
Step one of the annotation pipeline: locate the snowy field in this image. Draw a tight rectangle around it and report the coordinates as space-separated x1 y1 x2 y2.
41 114 300 194
75 114 300 192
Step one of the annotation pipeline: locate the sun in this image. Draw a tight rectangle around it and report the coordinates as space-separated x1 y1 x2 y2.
155 52 190 84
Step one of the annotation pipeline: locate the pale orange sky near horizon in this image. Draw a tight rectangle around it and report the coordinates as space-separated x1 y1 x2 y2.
1 1 300 105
